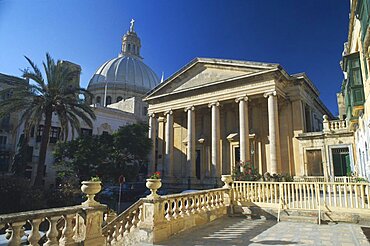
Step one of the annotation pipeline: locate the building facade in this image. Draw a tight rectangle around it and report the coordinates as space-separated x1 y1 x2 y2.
339 0 370 180
145 58 333 187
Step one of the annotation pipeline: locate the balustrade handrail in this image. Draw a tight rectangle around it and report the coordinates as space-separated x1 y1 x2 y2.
102 198 144 233
0 205 85 224
161 187 229 199
232 181 370 211
234 181 369 185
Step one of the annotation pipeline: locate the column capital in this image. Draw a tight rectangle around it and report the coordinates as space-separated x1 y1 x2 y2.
208 101 220 108
164 109 173 115
158 116 166 122
149 113 156 118
184 106 195 112
264 91 277 98
235 96 249 103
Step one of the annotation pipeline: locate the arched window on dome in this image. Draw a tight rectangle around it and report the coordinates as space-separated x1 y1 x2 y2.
117 96 123 102
127 44 131 52
106 96 112 105
96 96 101 105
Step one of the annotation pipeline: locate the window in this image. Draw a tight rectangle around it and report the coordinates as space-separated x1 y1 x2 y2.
49 127 60 143
0 136 6 145
106 96 112 105
102 131 109 135
96 96 101 104
81 128 93 136
351 60 362 85
0 153 10 172
117 96 123 102
127 44 131 52
36 125 44 142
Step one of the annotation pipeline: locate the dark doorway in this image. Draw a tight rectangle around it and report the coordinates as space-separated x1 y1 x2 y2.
196 150 201 179
332 147 351 176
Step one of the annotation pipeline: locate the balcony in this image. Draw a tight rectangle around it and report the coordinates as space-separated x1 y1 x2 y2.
322 116 349 132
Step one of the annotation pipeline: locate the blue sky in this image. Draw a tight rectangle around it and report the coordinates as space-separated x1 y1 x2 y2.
0 0 349 114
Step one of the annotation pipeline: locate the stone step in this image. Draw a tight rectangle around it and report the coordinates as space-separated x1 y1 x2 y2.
279 215 319 224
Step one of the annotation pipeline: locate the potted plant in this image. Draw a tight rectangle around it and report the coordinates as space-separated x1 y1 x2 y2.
81 176 102 206
146 171 162 199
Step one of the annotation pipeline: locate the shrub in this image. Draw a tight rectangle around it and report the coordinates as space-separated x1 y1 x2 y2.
232 161 262 181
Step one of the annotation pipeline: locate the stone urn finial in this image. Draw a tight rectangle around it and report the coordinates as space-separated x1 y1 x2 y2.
81 180 102 207
221 175 233 189
146 179 162 199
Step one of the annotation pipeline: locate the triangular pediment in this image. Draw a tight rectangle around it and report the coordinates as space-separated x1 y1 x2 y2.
146 58 279 98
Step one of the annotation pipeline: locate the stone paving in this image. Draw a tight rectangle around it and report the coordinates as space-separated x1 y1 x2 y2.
156 217 370 246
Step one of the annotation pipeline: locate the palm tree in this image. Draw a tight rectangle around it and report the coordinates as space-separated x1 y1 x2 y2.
0 53 96 187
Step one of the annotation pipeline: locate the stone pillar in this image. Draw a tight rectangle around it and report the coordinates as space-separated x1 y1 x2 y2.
148 114 157 175
164 110 174 177
208 102 220 177
82 206 107 246
236 96 250 172
157 117 165 174
264 91 278 174
323 115 330 132
185 106 196 177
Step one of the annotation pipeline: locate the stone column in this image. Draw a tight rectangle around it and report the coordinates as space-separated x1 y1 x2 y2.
208 102 220 177
185 106 196 177
148 113 157 175
264 91 278 174
164 110 174 177
235 96 250 172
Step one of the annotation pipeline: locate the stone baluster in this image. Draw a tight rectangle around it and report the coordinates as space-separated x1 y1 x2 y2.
59 214 75 245
45 216 60 246
28 218 42 246
8 222 25 246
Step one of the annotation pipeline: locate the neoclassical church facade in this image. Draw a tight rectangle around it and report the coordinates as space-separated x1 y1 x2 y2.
145 58 333 187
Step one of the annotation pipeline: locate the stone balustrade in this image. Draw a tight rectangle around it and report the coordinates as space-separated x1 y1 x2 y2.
0 204 107 246
103 199 143 245
161 188 227 220
233 180 370 210
294 176 359 183
323 115 348 132
1 176 370 245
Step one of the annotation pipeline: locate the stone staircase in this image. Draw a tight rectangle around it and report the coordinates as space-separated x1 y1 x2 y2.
233 204 321 224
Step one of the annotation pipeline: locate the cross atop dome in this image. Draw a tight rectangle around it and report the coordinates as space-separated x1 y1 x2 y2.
120 19 142 59
130 19 135 32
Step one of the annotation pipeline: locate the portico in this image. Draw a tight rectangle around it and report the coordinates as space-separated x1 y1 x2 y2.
145 58 332 187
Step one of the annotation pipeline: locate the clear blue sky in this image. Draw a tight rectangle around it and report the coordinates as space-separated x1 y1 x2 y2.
0 0 349 115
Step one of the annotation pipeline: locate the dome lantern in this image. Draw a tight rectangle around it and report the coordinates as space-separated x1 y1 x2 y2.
120 19 142 59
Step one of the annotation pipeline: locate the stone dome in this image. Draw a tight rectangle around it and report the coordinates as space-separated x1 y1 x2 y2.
88 20 160 102
88 55 160 94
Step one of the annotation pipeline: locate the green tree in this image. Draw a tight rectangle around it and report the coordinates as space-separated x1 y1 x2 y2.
0 53 96 187
54 123 152 183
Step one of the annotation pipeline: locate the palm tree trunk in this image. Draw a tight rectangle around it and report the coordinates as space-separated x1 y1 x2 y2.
33 108 53 188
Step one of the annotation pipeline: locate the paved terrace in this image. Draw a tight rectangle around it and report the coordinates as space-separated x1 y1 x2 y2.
157 217 370 246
